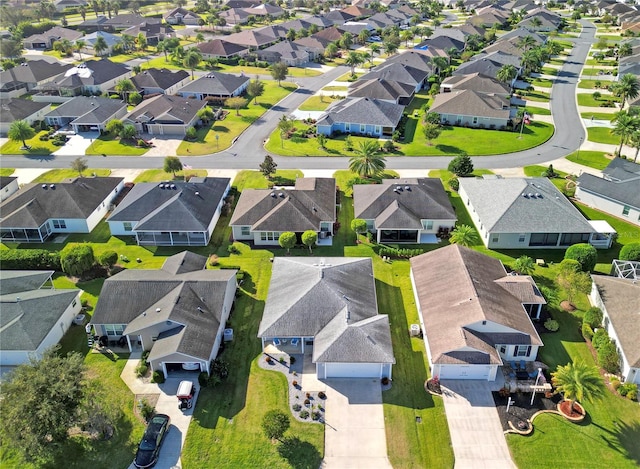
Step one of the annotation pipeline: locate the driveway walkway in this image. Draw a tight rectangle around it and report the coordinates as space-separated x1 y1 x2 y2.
441 380 515 469
320 379 392 469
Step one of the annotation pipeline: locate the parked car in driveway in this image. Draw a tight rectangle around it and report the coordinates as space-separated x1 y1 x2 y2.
134 414 171 468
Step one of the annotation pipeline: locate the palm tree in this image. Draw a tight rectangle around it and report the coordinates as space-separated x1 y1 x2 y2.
517 35 537 52
75 39 86 60
612 73 640 109
628 129 640 162
369 43 381 58
93 35 108 56
136 32 147 52
115 78 135 102
513 255 535 275
496 64 518 85
611 110 640 155
449 225 478 247
345 51 364 75
183 49 202 79
121 33 135 52
358 29 370 45
401 29 413 47
551 361 606 415
8 120 35 148
383 41 398 56
349 141 386 178
196 32 205 44
618 42 633 58
157 39 168 61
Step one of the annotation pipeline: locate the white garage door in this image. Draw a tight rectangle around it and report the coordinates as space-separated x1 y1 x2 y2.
439 364 492 380
325 362 381 378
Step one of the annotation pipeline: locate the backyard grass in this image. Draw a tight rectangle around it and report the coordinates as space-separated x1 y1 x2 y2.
585 58 618 66
298 95 341 111
133 169 208 183
177 82 296 156
580 111 617 120
0 131 61 155
524 106 551 116
232 169 304 192
565 150 613 170
0 168 15 176
85 135 149 156
33 169 112 183
577 93 620 107
523 165 574 195
587 127 618 145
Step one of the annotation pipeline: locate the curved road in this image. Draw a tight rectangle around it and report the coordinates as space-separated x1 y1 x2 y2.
1 21 595 171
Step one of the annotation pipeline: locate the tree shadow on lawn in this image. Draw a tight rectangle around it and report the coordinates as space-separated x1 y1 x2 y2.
615 420 640 465
212 125 230 133
435 144 463 155
241 115 257 124
277 436 322 469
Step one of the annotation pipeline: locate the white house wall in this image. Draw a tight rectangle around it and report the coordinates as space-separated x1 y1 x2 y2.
1 179 19 201
85 179 124 232
576 187 640 227
48 218 90 233
458 185 491 247
107 220 134 236
206 182 231 241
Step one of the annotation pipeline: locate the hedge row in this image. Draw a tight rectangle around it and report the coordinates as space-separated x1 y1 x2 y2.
379 247 424 258
0 249 61 270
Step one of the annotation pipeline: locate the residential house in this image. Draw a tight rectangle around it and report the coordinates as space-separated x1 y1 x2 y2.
430 89 512 128
360 62 430 92
454 51 522 80
589 275 640 384
353 178 457 243
340 5 374 19
244 3 285 19
367 12 400 29
0 177 19 202
196 39 249 59
384 50 434 75
258 40 315 66
304 15 335 29
122 21 174 46
575 158 640 226
313 26 344 44
0 99 51 136
54 0 88 11
130 68 190 96
123 94 206 136
218 8 251 25
224 0 256 8
0 271 82 366
223 28 282 49
163 7 203 25
468 7 510 28
80 31 122 56
518 8 563 31
0 60 72 99
0 177 124 243
293 36 330 58
440 72 511 95
91 252 237 376
458 176 616 249
107 177 230 245
77 16 112 33
23 26 82 49
348 78 415 105
258 257 395 379
230 177 337 246
36 59 132 100
338 22 373 36
418 35 466 54
177 71 249 101
324 9 356 25
104 14 161 30
316 97 404 137
44 96 127 132
410 244 545 380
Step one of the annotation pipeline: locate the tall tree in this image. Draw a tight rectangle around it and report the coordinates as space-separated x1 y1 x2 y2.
271 61 288 86
114 78 135 102
183 49 202 79
340 31 353 50
383 40 398 56
349 141 385 178
247 78 265 104
448 152 474 176
423 122 442 145
75 39 86 60
136 32 147 51
93 34 108 56
358 29 370 45
517 35 537 52
277 115 294 146
611 110 640 156
8 120 35 148
71 157 88 177
551 361 606 415
164 156 183 177
259 153 277 178
496 64 518 85
449 225 478 247
225 96 248 116
612 73 640 109
345 51 364 75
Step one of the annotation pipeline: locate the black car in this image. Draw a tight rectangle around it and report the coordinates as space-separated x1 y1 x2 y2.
134 414 171 468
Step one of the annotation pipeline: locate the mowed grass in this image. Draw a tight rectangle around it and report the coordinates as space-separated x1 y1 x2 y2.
142 56 321 77
578 79 613 89
177 82 296 156
577 93 620 107
0 168 15 176
0 131 60 155
522 90 551 102
580 111 617 120
565 150 613 170
525 106 551 116
33 169 112 183
298 95 340 111
587 127 618 145
133 169 208 183
85 135 149 156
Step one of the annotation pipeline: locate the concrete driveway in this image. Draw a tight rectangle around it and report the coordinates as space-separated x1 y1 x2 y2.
321 379 392 469
53 131 99 156
441 380 515 469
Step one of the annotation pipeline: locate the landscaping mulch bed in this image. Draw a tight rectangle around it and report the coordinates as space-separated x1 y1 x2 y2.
492 391 562 432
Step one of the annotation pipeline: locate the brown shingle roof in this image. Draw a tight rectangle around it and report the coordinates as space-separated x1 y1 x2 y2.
430 89 510 119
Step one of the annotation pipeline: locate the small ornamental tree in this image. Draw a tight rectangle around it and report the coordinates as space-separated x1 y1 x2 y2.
301 230 317 253
598 340 621 373
98 250 118 271
106 119 124 136
422 122 442 145
261 409 290 441
619 242 640 261
164 156 183 177
61 244 95 277
71 157 88 177
551 361 606 415
278 231 296 254
259 154 277 179
449 225 478 247
271 61 288 86
225 96 248 116
583 307 603 329
564 243 598 272
557 259 592 303
513 255 535 275
247 78 265 104
448 152 474 177
351 218 367 241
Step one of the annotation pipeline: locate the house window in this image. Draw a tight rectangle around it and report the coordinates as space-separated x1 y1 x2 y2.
360 124 365 133
260 231 279 241
345 123 350 131
422 220 433 230
52 219 66 229
240 226 251 236
623 205 630 216
518 234 526 243
515 345 532 357
456 115 462 124
105 325 126 336
375 126 381 134
123 222 133 232
499 345 507 354
491 234 499 243
72 299 77 307
472 116 478 124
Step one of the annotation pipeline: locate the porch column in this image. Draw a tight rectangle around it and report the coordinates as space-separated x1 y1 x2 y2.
536 304 542 320
301 338 304 354
169 232 174 246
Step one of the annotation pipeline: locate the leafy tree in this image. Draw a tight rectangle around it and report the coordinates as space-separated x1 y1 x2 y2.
71 157 88 177
164 156 183 177
183 49 202 79
351 218 367 240
302 230 317 253
358 29 370 45
225 96 248 116
197 107 214 123
618 42 633 58
247 78 265 104
369 43 381 57
8 120 35 148
448 153 474 177
325 42 338 59
120 124 136 140
551 361 606 414
259 154 277 178
61 244 95 277
136 31 147 51
557 259 592 303
611 110 640 155
317 133 327 149
583 307 603 329
0 348 86 462
278 231 296 254
564 243 597 272
513 255 535 275
277 115 294 145
106 119 123 135
597 340 621 373
422 122 442 145
619 242 640 261
449 225 478 247
383 40 398 56
261 409 290 441
271 61 288 86
115 78 135 102
340 31 353 50
98 250 118 271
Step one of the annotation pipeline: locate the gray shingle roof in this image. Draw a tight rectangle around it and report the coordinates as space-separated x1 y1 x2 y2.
160 251 207 275
41 59 129 88
0 177 123 229
348 78 416 102
196 39 248 57
177 71 249 96
108 177 230 231
591 275 640 368
603 157 640 182
0 60 72 91
430 89 510 119
45 96 126 124
361 62 429 88
441 73 510 95
316 97 404 128
0 98 49 122
91 254 236 361
130 68 189 92
124 94 206 125
410 245 542 366
353 178 456 228
459 177 596 233
23 26 82 46
384 51 434 73
0 176 17 190
229 177 336 231
0 270 53 295
577 172 640 210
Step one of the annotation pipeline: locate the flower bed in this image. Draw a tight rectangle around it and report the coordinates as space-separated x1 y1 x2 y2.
492 390 562 432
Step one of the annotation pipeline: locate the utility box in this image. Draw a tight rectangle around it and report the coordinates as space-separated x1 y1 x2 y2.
224 328 234 342
410 324 421 337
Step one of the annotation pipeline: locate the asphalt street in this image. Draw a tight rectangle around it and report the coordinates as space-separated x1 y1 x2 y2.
2 21 595 172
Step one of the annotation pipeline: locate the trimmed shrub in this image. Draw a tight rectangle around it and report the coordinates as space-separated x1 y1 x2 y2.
98 250 118 269
135 362 148 377
564 243 597 272
292 403 302 411
0 249 61 270
597 340 620 373
299 409 309 419
60 244 95 277
198 372 209 387
592 328 609 350
619 382 638 398
581 322 594 340
619 242 640 261
583 307 603 329
544 319 559 331
152 370 165 383
138 398 155 421
448 177 459 191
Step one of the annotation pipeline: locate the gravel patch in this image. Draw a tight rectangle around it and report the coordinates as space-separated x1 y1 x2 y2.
492 390 561 432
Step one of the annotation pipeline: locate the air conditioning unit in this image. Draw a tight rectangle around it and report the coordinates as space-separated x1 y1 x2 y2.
410 324 421 337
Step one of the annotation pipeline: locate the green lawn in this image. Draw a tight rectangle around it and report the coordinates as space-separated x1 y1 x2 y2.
0 168 15 176
522 90 551 102
0 131 61 155
577 93 620 107
585 58 618 66
524 165 574 195
580 111 617 120
298 95 341 111
578 79 612 90
524 106 551 116
321 85 349 92
337 71 363 81
587 127 618 145
85 136 149 156
33 169 112 183
177 82 296 156
133 169 208 183
143 56 321 77
565 150 613 170
108 52 148 63
529 77 554 88
233 169 304 192
541 67 559 76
